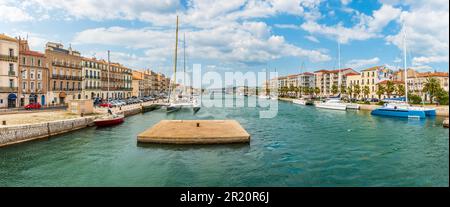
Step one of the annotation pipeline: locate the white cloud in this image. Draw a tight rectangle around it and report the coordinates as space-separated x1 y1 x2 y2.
385 0 449 65
274 24 301 30
0 4 33 22
74 21 330 68
345 57 380 69
341 0 352 5
305 35 320 43
301 4 401 43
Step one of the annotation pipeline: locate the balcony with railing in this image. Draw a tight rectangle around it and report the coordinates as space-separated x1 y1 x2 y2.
8 70 16 76
0 54 18 62
0 87 18 93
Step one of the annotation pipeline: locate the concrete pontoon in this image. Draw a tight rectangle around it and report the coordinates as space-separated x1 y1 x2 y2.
137 120 250 144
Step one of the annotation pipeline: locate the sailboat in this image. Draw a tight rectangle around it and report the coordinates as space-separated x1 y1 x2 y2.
166 16 201 114
292 62 313 105
258 69 271 99
371 23 435 119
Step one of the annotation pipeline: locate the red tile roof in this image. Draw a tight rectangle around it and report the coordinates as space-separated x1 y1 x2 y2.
345 72 360 76
416 72 448 78
20 50 45 57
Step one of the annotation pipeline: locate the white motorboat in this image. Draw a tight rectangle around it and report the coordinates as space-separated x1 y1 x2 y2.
258 95 271 99
315 99 347 111
346 103 360 110
293 98 313 105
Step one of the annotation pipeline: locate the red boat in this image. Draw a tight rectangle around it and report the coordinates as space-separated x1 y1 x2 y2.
94 114 125 127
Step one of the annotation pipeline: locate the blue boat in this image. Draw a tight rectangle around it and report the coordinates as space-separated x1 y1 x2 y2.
371 103 426 119
371 102 436 119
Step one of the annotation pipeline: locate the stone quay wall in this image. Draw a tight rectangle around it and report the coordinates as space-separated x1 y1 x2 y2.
0 117 94 147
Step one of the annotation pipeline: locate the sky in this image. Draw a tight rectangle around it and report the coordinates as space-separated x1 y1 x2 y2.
1 0 448 78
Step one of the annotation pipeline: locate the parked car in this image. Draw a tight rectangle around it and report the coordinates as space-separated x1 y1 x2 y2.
99 103 112 108
25 103 42 110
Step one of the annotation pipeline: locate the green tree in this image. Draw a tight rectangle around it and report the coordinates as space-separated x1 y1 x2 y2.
422 77 441 103
436 88 449 105
289 85 295 97
331 84 339 95
376 85 385 100
385 81 395 99
396 84 405 97
353 85 361 99
340 85 346 95
303 87 310 95
347 86 353 99
363 86 370 99
314 87 320 97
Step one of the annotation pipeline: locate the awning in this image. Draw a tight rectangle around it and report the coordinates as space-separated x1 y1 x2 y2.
59 92 66 98
7 93 17 99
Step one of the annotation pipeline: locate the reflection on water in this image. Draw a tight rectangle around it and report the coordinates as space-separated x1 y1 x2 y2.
0 96 448 187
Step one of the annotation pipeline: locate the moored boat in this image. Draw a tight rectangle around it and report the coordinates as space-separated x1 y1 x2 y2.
94 114 124 127
315 99 347 111
292 98 314 105
371 103 426 119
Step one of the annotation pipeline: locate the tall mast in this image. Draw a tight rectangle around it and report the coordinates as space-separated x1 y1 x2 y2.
107 50 110 100
169 15 179 102
338 41 341 88
403 22 408 103
183 33 186 96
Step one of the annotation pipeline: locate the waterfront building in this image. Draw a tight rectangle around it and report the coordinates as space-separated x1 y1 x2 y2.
346 66 394 99
407 71 449 101
314 68 357 97
81 57 105 100
132 70 144 97
45 42 82 105
0 34 19 108
101 62 133 99
18 38 48 106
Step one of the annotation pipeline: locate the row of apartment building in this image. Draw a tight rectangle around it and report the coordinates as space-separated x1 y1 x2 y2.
265 65 449 100
0 34 170 108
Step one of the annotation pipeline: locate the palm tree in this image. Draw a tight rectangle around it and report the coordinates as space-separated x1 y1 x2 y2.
303 87 310 96
353 85 361 99
293 86 299 98
422 77 441 103
347 86 353 99
289 85 295 97
314 87 320 98
376 85 385 100
340 85 347 96
396 84 405 97
297 86 303 97
385 81 395 99
331 84 339 95
363 86 370 99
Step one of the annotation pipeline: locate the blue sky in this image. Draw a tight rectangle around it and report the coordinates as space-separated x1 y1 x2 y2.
1 0 448 77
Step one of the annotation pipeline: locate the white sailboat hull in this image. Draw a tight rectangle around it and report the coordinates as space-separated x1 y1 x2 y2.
315 104 347 110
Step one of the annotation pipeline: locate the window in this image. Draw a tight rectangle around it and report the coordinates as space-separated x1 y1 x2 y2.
38 82 41 90
60 81 63 90
30 70 34 79
78 82 81 90
9 79 14 88
66 82 69 90
372 72 375 77
37 71 41 80
9 48 14 57
31 82 35 91
53 81 56 90
372 79 374 84
23 82 26 90
38 59 41 67
9 63 13 72
72 82 75 90
31 58 34 66
362 80 364 85
22 57 26 65
22 70 26 79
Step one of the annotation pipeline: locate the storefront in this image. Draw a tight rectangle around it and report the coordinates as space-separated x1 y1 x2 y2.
29 94 38 104
59 92 66 104
7 93 17 108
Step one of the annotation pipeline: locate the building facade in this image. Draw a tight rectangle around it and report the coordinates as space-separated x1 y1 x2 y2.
100 62 132 100
0 34 19 108
18 38 48 107
314 68 357 97
132 70 144 97
407 71 449 101
82 57 105 100
45 42 82 105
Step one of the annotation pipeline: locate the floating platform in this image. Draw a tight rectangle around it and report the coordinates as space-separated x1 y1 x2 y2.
137 120 250 144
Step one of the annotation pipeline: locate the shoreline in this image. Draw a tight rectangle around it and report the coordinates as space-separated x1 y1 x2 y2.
278 97 449 117
1 98 448 148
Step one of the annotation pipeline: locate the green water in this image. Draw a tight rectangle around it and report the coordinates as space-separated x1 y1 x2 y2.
0 97 448 186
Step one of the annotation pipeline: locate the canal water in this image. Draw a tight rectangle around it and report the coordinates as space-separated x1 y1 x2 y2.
0 96 448 186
